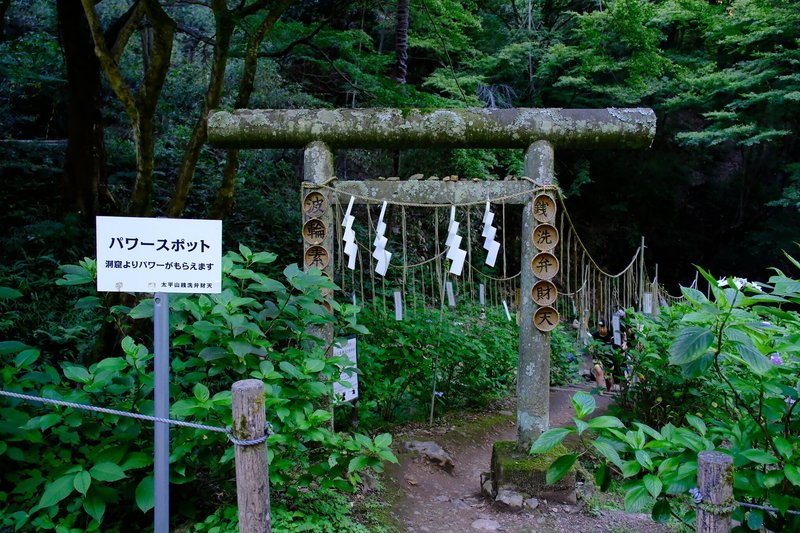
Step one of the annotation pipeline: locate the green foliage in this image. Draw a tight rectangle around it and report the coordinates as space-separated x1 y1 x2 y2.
355 305 517 425
530 263 800 530
0 247 396 531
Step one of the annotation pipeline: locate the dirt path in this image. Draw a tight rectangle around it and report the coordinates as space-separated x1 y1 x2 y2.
382 386 676 533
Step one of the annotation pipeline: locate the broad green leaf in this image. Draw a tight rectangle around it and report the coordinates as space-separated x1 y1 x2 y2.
669 326 714 365
305 359 325 373
740 449 778 465
252 251 277 264
574 419 589 435
38 474 76 509
120 452 152 471
83 490 106 523
529 428 573 454
546 454 577 485
747 509 763 530
621 460 641 477
14 348 40 368
635 450 654 471
128 300 154 319
374 433 392 448
685 414 707 436
62 365 91 384
0 286 23 299
279 361 304 380
135 476 155 513
199 347 228 361
591 440 623 469
348 455 369 473
571 391 596 419
595 462 611 491
651 498 671 523
588 416 625 429
193 383 210 402
95 358 127 372
624 483 653 513
736 344 772 375
784 464 800 486
0 340 28 355
774 437 793 460
644 474 662 498
90 462 126 482
73 471 91 496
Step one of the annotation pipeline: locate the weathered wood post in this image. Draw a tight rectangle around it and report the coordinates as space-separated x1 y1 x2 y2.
696 450 734 533
232 379 270 533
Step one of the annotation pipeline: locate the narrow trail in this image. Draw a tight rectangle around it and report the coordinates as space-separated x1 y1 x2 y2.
382 386 676 533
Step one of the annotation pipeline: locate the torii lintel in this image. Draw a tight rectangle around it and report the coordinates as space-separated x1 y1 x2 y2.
207 108 656 150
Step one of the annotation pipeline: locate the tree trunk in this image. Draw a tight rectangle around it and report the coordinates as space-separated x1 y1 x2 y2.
57 0 106 218
167 1 234 217
209 1 294 219
81 0 175 216
394 0 409 84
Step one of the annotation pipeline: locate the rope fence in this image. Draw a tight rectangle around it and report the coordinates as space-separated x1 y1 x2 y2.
0 389 270 447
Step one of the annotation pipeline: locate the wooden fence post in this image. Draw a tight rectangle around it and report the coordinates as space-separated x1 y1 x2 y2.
696 450 734 533
232 379 270 533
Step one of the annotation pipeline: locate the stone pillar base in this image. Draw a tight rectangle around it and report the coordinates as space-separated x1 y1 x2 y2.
489 440 576 504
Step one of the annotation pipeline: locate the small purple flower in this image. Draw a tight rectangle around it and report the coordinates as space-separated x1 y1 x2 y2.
770 354 783 365
435 391 444 397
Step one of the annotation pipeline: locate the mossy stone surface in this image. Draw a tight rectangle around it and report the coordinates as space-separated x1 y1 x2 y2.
490 440 577 504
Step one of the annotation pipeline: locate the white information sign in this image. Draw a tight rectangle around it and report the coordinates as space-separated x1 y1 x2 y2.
333 337 358 401
96 216 222 294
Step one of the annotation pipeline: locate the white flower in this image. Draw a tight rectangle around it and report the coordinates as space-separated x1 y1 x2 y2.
716 277 753 290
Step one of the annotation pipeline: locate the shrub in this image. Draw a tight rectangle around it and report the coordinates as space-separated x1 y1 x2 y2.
0 245 396 531
530 265 800 531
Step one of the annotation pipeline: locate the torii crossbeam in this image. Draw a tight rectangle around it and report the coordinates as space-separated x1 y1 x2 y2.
208 107 656 451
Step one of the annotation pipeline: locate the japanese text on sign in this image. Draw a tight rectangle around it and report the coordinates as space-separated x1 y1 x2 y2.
96 216 222 294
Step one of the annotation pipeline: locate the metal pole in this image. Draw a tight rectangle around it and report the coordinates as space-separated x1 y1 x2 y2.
153 292 170 533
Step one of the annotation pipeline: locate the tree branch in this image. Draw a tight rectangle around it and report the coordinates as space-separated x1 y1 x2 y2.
80 0 138 121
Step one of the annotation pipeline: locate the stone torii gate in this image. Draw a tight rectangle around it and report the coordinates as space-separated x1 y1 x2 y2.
208 108 656 452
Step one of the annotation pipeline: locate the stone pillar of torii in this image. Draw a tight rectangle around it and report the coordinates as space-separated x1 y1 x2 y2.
208 107 656 451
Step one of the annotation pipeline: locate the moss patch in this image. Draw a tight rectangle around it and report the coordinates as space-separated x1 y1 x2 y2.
491 440 577 503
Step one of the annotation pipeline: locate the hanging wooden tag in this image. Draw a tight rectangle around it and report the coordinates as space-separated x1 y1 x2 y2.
303 191 328 218
531 280 558 306
532 223 559 251
304 245 330 270
532 193 556 223
531 252 559 280
302 218 327 245
533 305 559 332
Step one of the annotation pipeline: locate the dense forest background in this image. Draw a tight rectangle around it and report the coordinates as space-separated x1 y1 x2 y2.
1 0 798 290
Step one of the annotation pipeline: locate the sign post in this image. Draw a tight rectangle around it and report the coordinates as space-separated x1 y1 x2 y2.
96 216 222 533
153 292 170 533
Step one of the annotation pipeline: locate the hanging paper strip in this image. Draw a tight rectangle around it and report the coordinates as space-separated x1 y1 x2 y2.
372 201 392 276
444 206 466 275
481 200 501 267
341 196 357 270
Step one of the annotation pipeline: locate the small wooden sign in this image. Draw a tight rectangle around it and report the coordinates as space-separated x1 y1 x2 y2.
302 218 327 245
303 191 327 218
533 305 559 332
531 252 559 280
304 245 330 270
531 279 558 306
532 193 556 223
532 223 559 251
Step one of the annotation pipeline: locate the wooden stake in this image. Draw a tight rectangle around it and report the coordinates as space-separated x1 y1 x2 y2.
232 379 270 533
696 451 734 533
